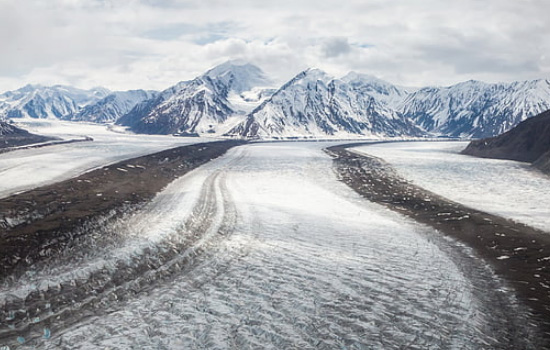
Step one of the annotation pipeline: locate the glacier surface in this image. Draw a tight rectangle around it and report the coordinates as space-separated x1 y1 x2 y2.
352 141 550 232
3 142 540 349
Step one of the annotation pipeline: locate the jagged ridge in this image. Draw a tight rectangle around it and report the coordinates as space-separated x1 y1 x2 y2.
226 69 423 138
399 79 550 138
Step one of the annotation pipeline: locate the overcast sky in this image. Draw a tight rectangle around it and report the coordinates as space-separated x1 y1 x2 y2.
1 0 549 92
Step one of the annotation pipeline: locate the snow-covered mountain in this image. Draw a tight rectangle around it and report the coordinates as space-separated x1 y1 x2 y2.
0 85 110 120
117 61 275 135
67 90 158 123
399 79 550 138
3 64 550 139
227 69 423 138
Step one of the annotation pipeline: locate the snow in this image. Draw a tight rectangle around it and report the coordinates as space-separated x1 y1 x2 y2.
351 141 550 232
0 85 110 119
4 142 539 348
0 119 214 198
121 62 276 135
69 90 158 123
398 79 550 137
204 60 274 95
342 71 410 108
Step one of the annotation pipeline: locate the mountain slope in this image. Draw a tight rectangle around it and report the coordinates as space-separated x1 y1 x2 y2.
67 90 158 123
117 61 274 135
0 121 54 148
399 79 550 138
0 85 110 120
0 121 27 136
227 69 423 138
462 109 550 174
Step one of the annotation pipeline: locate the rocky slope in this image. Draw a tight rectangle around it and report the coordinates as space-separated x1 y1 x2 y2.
0 121 25 136
0 121 53 148
462 109 550 174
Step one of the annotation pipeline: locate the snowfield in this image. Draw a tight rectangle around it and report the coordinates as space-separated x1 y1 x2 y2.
0 119 214 198
351 141 550 233
5 142 540 349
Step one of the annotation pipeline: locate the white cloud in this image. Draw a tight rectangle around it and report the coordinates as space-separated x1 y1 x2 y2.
0 0 549 92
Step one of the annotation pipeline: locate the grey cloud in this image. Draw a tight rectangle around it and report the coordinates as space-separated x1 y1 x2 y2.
0 0 548 92
415 27 542 76
322 37 352 58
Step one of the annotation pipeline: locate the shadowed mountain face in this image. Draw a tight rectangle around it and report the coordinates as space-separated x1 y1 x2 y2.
0 121 53 148
462 109 550 174
0 121 26 136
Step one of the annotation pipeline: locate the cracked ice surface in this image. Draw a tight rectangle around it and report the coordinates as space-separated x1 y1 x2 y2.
352 141 550 233
14 143 539 349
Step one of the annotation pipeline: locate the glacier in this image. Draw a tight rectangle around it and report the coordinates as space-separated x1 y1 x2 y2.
2 142 542 349
352 141 550 232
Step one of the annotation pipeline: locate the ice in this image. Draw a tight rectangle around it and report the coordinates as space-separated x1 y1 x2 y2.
7 142 540 349
352 141 550 233
0 119 215 198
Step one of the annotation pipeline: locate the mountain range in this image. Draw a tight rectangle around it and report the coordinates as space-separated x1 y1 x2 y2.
2 61 550 139
226 69 422 138
0 85 156 124
399 79 550 138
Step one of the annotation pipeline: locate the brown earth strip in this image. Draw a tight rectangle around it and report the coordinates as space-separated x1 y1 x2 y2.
326 144 550 341
0 140 244 279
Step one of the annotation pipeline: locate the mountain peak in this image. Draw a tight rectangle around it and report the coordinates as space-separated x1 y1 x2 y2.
203 60 272 94
301 68 333 82
342 71 384 83
205 60 260 76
